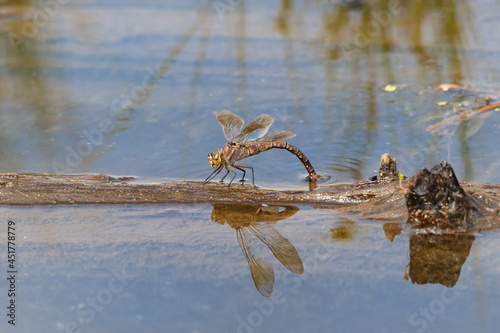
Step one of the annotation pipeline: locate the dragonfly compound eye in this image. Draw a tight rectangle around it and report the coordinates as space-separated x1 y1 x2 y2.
208 149 221 168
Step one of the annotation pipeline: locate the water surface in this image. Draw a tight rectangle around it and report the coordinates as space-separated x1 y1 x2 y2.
0 0 500 332
2 204 500 333
1 0 499 184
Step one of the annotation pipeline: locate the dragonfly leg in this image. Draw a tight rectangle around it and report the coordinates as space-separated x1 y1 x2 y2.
233 165 255 185
226 166 238 187
204 165 223 184
220 169 230 182
232 166 246 183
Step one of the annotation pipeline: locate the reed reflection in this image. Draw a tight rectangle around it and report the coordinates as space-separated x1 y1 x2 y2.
211 203 303 297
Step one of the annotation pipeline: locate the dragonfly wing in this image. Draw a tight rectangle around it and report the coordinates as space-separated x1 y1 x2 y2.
249 223 304 274
233 114 274 143
237 228 274 297
216 110 245 142
257 131 296 142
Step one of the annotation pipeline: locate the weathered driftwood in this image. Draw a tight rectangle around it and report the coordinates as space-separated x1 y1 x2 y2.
1 154 499 231
0 172 402 206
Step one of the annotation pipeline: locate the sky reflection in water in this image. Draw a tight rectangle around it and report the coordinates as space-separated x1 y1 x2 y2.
0 0 500 332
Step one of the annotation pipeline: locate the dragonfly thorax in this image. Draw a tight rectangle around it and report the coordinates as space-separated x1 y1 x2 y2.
207 149 222 168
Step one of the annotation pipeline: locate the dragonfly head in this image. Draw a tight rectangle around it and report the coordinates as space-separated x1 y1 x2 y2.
207 149 222 168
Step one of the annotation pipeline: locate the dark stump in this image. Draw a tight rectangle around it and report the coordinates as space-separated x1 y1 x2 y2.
405 161 477 231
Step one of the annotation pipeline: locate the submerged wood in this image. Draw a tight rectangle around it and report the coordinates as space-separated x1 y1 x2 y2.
0 172 401 206
1 155 499 231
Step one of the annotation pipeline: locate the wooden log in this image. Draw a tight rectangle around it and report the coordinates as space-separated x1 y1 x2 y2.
1 155 499 232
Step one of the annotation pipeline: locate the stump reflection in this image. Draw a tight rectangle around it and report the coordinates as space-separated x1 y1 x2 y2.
407 233 475 287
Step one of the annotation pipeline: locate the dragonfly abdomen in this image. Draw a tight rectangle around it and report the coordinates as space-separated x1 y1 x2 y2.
246 141 320 182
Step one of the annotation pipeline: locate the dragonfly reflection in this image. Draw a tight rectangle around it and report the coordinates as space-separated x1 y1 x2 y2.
211 203 303 297
205 110 320 186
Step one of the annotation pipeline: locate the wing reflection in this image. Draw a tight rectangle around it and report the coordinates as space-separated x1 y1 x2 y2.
211 203 303 297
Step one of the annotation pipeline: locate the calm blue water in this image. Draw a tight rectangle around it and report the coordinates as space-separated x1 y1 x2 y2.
1 204 499 333
0 0 499 186
1 0 500 332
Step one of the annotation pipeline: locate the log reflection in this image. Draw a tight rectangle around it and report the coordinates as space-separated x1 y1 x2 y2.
211 203 303 297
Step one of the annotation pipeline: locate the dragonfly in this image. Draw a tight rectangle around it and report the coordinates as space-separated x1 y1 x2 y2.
205 110 320 186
